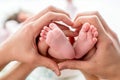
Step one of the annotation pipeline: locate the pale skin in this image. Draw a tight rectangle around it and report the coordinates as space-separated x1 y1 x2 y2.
0 8 120 80
0 62 36 80
39 22 98 60
59 11 120 80
0 6 74 80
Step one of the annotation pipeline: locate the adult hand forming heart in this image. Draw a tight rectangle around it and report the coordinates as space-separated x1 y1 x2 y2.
0 6 74 77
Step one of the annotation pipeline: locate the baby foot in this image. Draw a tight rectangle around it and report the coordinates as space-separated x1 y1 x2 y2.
74 23 98 59
38 26 50 56
40 23 75 59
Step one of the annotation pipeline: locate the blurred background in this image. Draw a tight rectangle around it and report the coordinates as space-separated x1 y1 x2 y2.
0 0 120 80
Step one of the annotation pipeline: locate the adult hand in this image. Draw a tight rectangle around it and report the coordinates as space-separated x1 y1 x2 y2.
0 6 73 75
59 11 120 80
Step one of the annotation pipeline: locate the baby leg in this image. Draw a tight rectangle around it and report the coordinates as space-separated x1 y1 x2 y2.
74 23 98 59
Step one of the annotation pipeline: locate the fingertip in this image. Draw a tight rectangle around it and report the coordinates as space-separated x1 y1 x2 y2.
53 66 61 76
58 65 64 71
64 15 73 26
64 19 73 26
42 57 60 76
56 70 61 76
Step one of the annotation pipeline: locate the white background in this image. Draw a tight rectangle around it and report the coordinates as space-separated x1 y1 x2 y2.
0 0 120 38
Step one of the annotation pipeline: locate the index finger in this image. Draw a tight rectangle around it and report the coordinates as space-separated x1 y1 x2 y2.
74 11 118 40
33 12 73 36
74 15 106 35
54 22 77 37
24 6 70 23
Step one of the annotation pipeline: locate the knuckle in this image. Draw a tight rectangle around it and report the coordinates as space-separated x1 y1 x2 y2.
89 15 99 23
91 15 98 20
47 5 55 11
46 11 54 16
92 11 99 15
46 12 57 20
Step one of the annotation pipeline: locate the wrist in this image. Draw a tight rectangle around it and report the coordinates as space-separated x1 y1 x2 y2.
0 63 36 80
82 71 99 80
0 42 13 66
103 63 120 80
110 66 120 80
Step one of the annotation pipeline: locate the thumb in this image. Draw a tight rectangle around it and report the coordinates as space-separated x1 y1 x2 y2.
58 60 89 71
37 56 60 76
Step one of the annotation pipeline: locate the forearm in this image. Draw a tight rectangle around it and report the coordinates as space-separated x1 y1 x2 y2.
82 67 120 80
107 64 120 80
82 71 99 80
0 43 11 69
84 74 99 80
0 62 35 80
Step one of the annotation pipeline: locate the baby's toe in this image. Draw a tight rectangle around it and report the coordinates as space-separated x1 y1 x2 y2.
46 31 53 45
39 37 46 41
40 30 47 37
93 38 97 43
44 26 51 32
81 23 90 32
49 23 59 30
87 25 93 40
94 31 98 37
